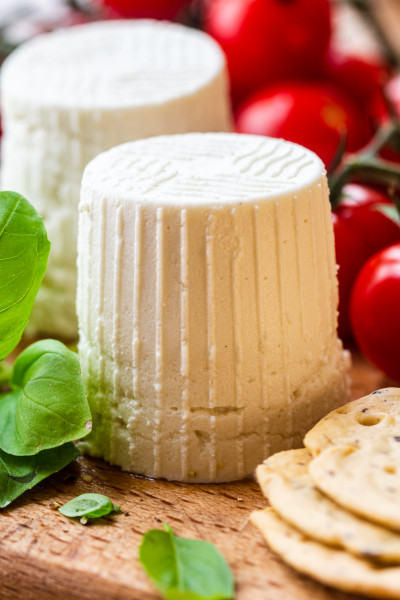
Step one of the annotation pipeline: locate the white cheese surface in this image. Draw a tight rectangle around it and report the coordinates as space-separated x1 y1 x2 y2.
1 20 231 337
2 20 225 109
78 133 350 483
82 134 322 205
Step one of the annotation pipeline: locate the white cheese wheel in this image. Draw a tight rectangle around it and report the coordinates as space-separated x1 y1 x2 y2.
77 132 350 483
1 20 231 338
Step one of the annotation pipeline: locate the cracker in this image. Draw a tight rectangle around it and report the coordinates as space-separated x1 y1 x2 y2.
256 448 400 563
309 441 400 532
304 388 400 456
251 508 400 599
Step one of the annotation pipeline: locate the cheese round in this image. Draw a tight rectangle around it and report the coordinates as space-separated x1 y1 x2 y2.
0 20 231 338
77 132 350 483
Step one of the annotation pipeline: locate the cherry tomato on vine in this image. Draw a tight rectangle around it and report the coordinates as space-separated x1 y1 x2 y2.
91 0 189 19
236 82 372 167
336 184 400 259
351 243 400 382
323 51 386 115
333 185 400 339
332 212 369 340
205 0 331 101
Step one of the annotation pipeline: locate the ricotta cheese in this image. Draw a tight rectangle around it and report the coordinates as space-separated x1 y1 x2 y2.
1 20 231 337
77 132 350 483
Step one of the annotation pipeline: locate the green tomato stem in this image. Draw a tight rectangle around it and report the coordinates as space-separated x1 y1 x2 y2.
330 157 400 209
362 122 400 159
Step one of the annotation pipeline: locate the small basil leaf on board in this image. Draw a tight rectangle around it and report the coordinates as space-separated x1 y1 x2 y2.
0 443 79 508
139 524 234 600
0 339 91 456
59 493 120 519
0 191 50 360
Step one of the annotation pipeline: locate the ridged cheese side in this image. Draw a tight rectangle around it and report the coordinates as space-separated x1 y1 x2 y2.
1 20 231 337
77 133 350 483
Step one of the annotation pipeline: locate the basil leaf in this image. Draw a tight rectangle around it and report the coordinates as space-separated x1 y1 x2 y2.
0 191 50 360
139 524 234 600
59 493 120 519
0 390 19 451
0 339 91 456
0 362 12 388
0 443 78 508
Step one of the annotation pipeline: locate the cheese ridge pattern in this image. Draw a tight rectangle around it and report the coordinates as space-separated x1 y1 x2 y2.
77 133 350 483
82 134 321 205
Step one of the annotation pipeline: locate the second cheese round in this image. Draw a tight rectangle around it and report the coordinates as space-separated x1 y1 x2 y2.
1 20 231 338
77 132 350 483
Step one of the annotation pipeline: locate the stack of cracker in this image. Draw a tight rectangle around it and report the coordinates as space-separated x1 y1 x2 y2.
252 388 400 598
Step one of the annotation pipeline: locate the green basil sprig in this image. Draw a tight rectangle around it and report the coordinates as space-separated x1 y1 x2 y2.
0 339 91 456
0 191 90 510
0 191 50 360
0 443 79 508
59 493 120 521
139 524 234 600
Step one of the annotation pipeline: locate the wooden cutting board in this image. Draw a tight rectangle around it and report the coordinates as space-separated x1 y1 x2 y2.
0 351 392 600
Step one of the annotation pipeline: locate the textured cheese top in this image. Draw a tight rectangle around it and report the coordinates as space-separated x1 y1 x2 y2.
82 133 325 206
2 20 226 109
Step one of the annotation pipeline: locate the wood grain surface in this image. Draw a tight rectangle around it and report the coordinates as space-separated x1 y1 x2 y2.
0 351 392 600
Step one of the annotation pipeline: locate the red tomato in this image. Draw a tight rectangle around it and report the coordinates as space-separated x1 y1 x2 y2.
332 212 369 340
236 82 372 167
336 184 400 259
386 74 400 118
323 51 386 111
333 185 400 340
351 243 400 382
92 0 189 19
205 0 331 101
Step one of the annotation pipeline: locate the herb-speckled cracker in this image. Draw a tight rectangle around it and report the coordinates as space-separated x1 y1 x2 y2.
309 441 400 532
256 448 400 563
251 508 400 599
304 388 400 456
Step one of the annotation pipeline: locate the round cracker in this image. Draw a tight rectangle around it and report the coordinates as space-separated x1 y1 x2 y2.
251 508 400 599
304 388 400 456
309 441 400 532
256 448 400 563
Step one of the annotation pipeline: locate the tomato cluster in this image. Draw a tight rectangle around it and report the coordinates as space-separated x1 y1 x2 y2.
333 185 400 340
